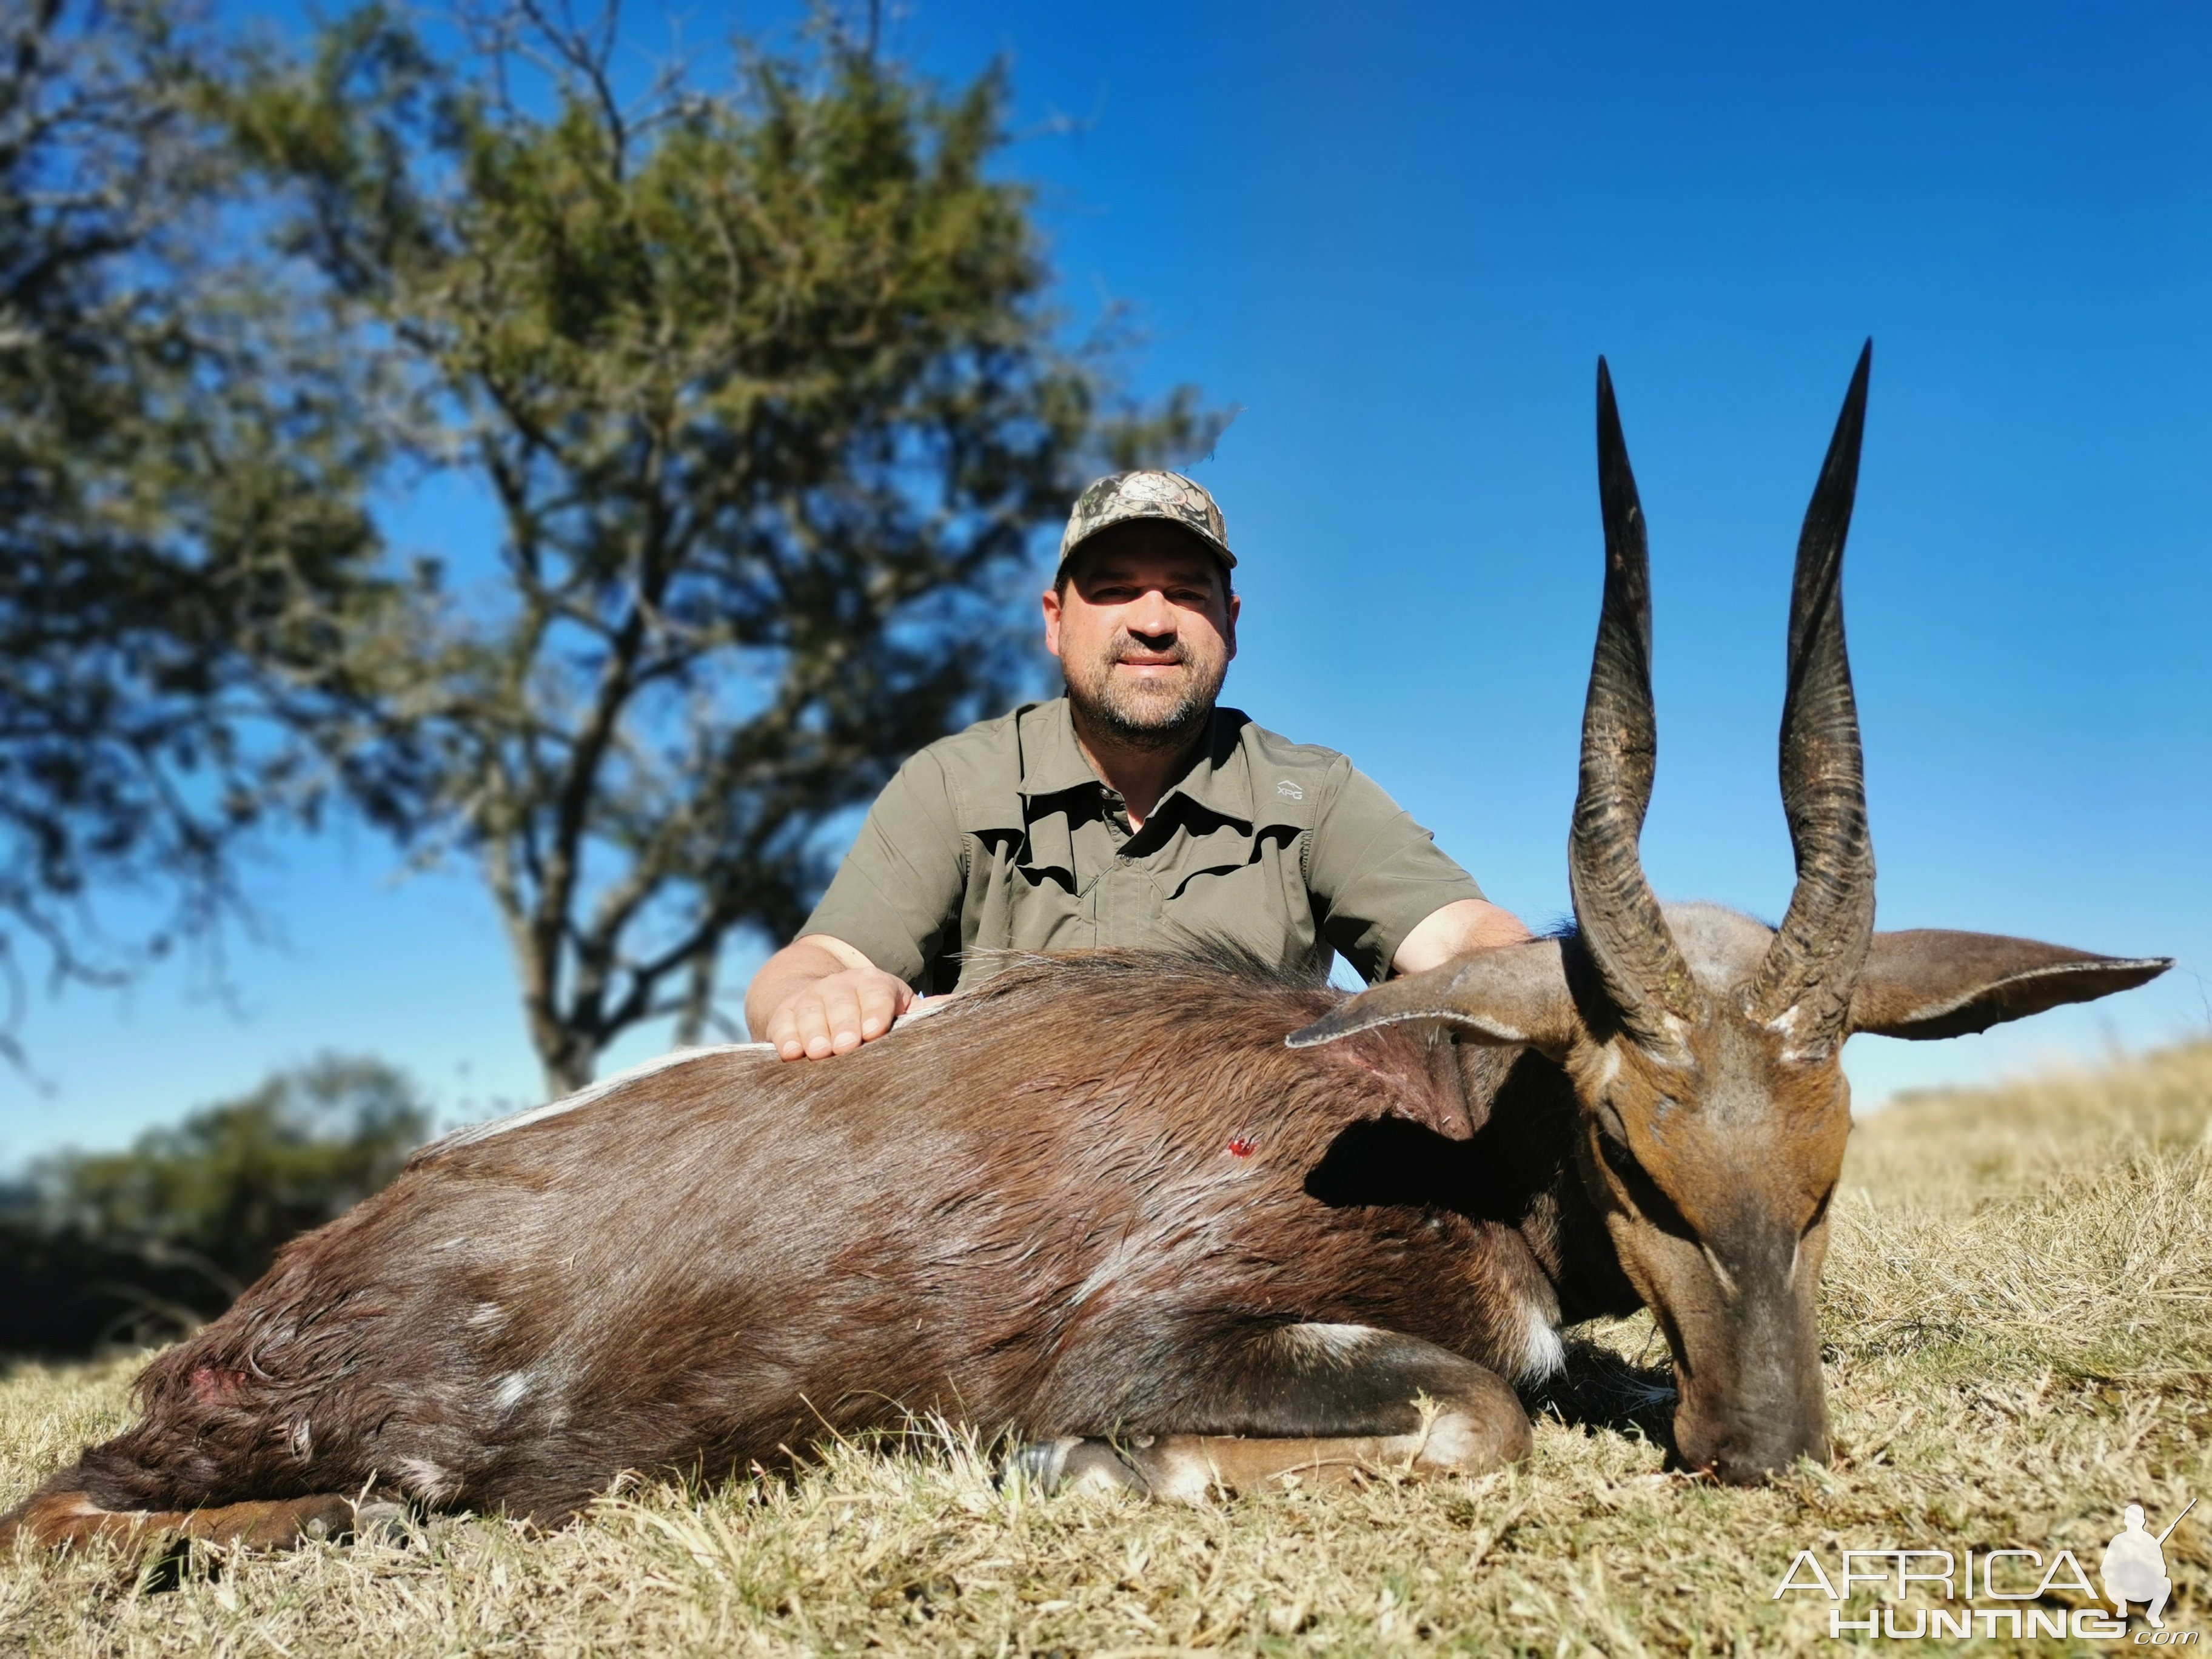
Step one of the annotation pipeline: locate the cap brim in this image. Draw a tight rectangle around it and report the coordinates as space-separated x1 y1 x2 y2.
1057 512 1236 572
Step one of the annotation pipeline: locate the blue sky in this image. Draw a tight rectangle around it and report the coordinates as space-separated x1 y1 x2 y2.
4 0 2206 1164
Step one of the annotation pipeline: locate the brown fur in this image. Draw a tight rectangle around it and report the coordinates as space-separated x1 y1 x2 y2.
2 949 1614 1542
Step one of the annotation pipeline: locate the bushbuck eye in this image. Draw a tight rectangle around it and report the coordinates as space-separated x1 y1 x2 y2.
1598 1125 1637 1180
1595 1100 1631 1147
1591 1108 1698 1241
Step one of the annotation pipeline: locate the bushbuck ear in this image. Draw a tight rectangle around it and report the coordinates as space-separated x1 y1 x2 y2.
1848 930 2171 1041
1287 939 1579 1053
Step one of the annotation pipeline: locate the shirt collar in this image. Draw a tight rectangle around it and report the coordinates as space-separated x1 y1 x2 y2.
1016 697 1266 825
1014 699 1103 800
1156 708 1256 822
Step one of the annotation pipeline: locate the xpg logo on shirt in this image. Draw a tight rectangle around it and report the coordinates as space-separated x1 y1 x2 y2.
1274 779 1304 801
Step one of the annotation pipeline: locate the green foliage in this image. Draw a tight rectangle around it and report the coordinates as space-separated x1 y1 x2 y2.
0 1 398 1036
0 0 1209 1087
221 4 1215 1091
25 1054 429 1298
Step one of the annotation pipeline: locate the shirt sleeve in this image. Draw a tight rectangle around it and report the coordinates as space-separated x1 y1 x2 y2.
1305 760 1485 984
799 749 968 988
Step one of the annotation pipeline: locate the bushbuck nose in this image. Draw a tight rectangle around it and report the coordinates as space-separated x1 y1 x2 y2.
1668 1244 1832 1483
1690 1415 1831 1486
1675 1355 1830 1484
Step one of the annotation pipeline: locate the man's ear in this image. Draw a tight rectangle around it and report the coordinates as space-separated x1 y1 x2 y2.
1288 939 1579 1053
1848 930 2171 1041
1041 583 1065 660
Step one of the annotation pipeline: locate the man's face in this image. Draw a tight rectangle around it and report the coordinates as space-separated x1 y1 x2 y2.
1043 521 1239 751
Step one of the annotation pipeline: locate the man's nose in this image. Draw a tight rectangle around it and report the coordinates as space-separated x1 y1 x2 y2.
1124 588 1178 640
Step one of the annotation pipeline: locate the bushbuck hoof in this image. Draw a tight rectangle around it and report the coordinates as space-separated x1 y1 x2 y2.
350 1500 414 1545
1000 1436 1145 1498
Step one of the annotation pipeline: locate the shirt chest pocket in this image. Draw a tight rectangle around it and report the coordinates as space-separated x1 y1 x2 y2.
1159 831 1320 974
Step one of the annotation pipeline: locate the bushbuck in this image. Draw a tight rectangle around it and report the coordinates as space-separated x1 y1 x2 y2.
1 345 2167 1554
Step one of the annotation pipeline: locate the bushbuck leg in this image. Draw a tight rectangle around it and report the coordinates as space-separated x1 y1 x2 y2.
1011 1324 1531 1501
0 1489 362 1555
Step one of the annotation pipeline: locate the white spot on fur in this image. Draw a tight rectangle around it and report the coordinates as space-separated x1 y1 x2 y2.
493 1372 529 1412
1760 996 1832 1065
1701 1243 1740 1299
467 1302 505 1330
288 1419 312 1460
1594 1044 1622 1090
1277 1323 1378 1362
1518 1306 1566 1382
394 1458 458 1503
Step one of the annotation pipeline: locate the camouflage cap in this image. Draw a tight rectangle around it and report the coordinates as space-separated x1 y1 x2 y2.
1057 469 1235 573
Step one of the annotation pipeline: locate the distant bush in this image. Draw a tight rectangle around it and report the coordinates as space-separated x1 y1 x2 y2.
0 1056 428 1355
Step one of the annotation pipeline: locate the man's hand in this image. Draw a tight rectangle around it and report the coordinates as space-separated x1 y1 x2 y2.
745 934 916 1061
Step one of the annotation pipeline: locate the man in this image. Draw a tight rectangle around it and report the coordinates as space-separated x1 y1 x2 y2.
744 469 1529 1061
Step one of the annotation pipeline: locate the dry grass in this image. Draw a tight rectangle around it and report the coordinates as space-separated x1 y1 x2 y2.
4 1044 2209 1656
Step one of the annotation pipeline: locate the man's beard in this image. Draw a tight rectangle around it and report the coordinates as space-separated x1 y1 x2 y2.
1064 632 1226 753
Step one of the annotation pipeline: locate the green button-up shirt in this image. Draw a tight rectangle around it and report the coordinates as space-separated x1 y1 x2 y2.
803 698 1483 994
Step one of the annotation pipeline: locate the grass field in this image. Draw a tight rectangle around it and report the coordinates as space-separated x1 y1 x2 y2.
4 1043 2208 1655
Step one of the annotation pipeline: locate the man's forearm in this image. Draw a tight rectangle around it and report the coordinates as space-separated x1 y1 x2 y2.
1392 898 1533 976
